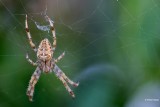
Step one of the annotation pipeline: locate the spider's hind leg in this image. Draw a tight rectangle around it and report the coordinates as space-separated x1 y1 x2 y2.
46 15 56 51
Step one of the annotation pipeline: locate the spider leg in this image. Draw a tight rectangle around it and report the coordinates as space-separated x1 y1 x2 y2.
54 64 79 98
60 76 75 98
61 72 79 87
54 64 79 87
27 67 41 101
53 64 79 87
54 51 65 63
26 53 37 66
25 14 37 52
46 15 56 51
53 66 75 98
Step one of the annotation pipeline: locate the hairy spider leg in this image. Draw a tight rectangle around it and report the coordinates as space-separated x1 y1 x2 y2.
59 76 75 98
61 72 79 87
54 51 65 63
53 64 79 98
46 15 56 51
27 67 41 101
26 53 37 66
25 15 37 52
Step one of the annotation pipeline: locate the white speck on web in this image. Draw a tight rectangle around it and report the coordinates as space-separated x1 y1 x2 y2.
34 21 50 32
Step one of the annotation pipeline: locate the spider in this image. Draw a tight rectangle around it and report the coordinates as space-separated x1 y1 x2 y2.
25 14 79 101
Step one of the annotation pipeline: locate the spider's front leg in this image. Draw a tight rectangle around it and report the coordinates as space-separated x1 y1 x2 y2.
61 71 79 87
59 76 75 98
55 72 75 98
27 67 41 101
53 64 79 98
54 65 79 87
54 53 79 87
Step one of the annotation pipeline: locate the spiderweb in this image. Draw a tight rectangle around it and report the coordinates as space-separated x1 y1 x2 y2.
0 0 160 107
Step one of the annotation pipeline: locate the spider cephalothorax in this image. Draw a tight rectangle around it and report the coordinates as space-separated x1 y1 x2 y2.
25 15 79 101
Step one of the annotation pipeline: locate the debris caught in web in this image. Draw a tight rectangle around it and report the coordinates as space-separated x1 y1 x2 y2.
34 21 50 32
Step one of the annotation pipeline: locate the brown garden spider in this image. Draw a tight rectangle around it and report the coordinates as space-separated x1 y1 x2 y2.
25 14 79 101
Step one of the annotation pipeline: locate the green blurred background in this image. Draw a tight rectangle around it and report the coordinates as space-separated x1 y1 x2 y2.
0 0 160 107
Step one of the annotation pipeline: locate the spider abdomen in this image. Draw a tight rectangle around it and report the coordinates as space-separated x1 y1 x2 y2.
37 38 53 61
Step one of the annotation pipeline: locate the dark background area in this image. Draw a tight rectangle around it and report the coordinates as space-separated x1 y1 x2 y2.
0 0 160 107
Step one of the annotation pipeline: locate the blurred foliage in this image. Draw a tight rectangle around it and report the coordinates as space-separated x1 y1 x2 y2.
0 0 160 107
